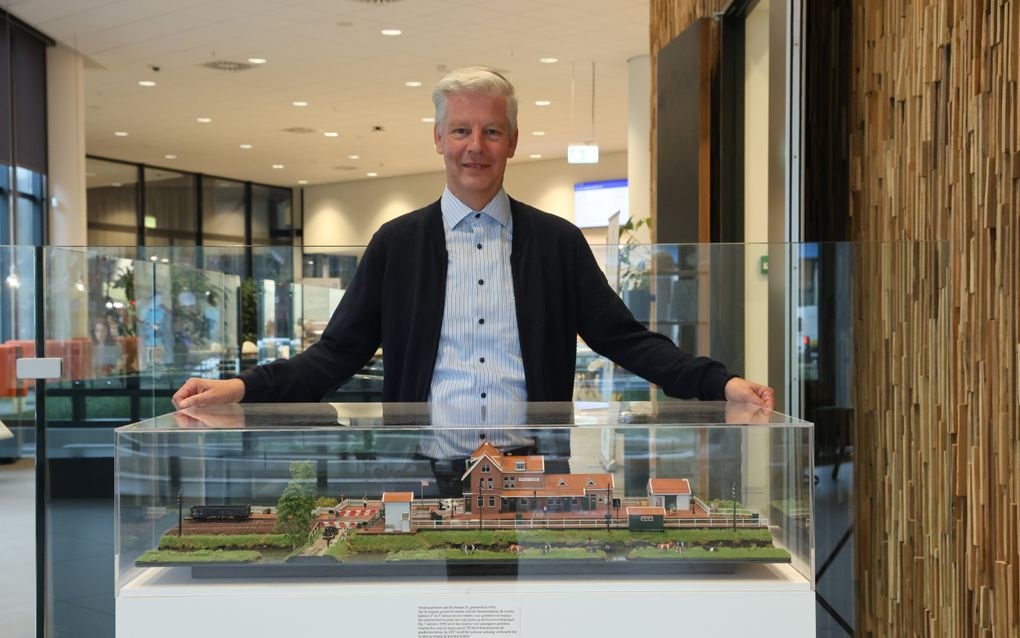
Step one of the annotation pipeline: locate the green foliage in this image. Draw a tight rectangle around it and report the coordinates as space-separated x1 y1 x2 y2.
110 265 138 336
348 533 430 553
159 534 290 551
137 549 260 564
274 460 317 548
626 546 791 561
240 277 258 344
617 215 654 291
315 497 337 509
325 541 352 561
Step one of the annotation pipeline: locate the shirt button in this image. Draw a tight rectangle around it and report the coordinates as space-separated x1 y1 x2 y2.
479 357 485 363
481 392 487 399
476 243 482 249
478 318 485 325
478 279 484 285
475 213 481 219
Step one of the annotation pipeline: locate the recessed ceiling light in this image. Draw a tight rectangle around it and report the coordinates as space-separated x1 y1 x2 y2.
421 117 435 123
529 154 542 159
138 80 156 87
247 57 267 64
380 29 402 36
164 154 177 159
292 100 309 107
298 180 308 185
240 144 253 149
323 131 339 137
366 172 379 177
111 182 123 187
196 117 212 123
405 81 422 87
532 131 546 136
540 57 558 64
272 164 284 169
114 131 129 137
535 100 551 106
347 154 360 160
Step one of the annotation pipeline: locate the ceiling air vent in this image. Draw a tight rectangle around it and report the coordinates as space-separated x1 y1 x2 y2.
202 60 255 72
281 127 317 134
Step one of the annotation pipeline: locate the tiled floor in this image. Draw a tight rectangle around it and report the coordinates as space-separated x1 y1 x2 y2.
0 459 35 638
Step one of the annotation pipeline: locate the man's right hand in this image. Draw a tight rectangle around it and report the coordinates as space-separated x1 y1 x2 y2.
172 378 245 410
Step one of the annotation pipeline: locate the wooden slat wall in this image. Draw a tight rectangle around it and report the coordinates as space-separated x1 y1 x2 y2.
850 0 1018 635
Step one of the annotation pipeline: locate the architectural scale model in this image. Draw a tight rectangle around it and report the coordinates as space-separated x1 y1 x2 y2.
134 441 792 576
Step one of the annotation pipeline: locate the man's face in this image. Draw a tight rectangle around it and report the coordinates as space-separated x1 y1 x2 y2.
434 92 518 210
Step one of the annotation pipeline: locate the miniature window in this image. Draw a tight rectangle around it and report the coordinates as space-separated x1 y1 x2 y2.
487 478 493 489
477 495 484 507
481 463 490 473
516 461 525 471
557 479 567 487
488 496 496 507
586 479 596 486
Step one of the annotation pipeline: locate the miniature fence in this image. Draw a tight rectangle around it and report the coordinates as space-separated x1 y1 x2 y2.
411 516 768 531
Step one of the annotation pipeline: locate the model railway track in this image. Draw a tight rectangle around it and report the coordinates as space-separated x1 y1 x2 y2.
181 519 277 535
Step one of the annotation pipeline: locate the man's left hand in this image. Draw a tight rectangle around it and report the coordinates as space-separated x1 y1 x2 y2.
724 377 775 409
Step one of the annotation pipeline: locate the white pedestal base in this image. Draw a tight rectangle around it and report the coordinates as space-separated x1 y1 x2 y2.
117 564 814 637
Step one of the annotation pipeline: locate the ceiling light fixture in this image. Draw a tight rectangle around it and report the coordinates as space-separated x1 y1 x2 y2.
240 144 253 149
529 154 542 159
532 131 546 136
323 131 339 137
366 172 379 177
164 154 177 159
380 29 402 36
540 57 558 64
114 131 129 137
405 81 422 87
292 100 309 107
298 180 308 185
272 164 284 169
197 117 212 123
535 100 551 106
421 117 435 123
138 80 156 87
248 57 267 64
348 154 360 160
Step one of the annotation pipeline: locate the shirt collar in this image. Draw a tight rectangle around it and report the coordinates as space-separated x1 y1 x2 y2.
441 187 511 230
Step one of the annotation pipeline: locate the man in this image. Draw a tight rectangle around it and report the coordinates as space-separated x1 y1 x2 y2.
173 67 774 410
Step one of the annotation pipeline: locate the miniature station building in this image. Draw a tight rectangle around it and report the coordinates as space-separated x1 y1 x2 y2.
647 478 693 512
626 506 666 531
382 492 413 532
461 441 614 516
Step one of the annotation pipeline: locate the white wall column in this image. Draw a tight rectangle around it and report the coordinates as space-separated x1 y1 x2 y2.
626 54 651 243
46 43 87 246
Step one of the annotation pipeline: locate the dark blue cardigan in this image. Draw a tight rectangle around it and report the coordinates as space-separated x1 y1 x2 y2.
239 197 734 403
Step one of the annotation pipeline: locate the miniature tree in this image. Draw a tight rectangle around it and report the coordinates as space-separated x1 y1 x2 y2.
274 460 317 549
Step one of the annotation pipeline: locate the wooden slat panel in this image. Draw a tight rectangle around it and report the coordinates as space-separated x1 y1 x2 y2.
850 1 1019 636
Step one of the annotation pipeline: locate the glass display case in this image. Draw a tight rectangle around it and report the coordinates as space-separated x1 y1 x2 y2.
115 402 814 637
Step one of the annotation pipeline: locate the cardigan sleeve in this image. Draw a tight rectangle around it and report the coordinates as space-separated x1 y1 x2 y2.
238 232 386 402
572 233 735 401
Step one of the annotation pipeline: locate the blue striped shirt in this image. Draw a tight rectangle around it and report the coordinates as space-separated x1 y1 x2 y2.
428 187 528 409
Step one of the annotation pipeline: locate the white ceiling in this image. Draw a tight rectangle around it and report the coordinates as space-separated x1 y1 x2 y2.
8 0 650 187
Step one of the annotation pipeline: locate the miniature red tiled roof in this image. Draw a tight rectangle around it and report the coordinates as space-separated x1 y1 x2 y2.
464 444 545 478
382 492 414 503
627 506 666 516
647 478 692 495
496 473 613 497
471 441 504 461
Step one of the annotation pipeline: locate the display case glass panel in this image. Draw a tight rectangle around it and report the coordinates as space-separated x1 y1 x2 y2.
115 401 813 594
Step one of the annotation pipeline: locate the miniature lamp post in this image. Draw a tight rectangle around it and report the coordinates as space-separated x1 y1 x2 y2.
479 477 484 530
177 489 183 537
731 482 737 531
